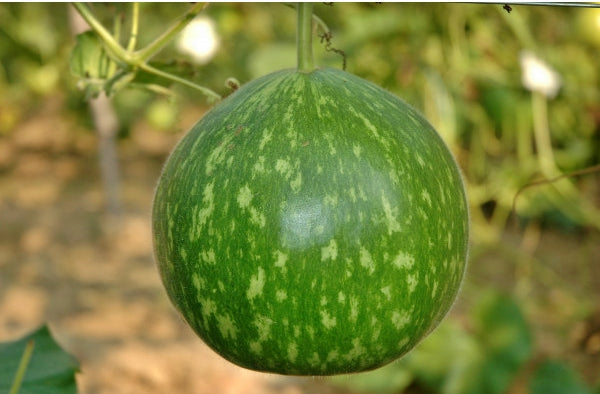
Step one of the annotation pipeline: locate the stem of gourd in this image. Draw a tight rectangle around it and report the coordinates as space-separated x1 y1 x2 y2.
297 3 314 72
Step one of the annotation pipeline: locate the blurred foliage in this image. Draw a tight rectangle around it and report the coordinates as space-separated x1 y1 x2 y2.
1 2 599 392
0 4 72 133
530 359 594 394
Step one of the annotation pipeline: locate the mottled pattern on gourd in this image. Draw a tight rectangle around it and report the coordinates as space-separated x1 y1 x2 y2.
152 67 469 375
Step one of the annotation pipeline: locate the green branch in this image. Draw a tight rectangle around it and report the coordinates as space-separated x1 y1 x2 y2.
126 2 140 52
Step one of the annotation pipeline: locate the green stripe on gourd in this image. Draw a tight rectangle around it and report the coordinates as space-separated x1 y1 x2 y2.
152 67 469 375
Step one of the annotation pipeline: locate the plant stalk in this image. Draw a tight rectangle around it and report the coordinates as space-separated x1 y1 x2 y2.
531 91 557 177
126 2 140 51
296 3 314 72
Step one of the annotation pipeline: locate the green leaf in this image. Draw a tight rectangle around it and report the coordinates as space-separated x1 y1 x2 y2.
0 325 79 394
70 30 114 99
530 360 592 394
69 30 110 80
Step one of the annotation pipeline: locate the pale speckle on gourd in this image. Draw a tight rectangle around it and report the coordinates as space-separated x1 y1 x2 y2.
200 248 216 265
249 206 266 228
247 267 266 300
344 338 367 361
273 250 288 274
321 238 338 261
391 310 410 330
359 246 376 274
237 184 253 209
287 342 298 363
380 286 392 300
320 310 337 329
276 289 288 302
407 273 418 293
275 158 293 179
393 251 415 270
381 193 401 235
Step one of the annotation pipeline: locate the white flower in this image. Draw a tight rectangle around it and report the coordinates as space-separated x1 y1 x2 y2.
519 50 561 98
177 16 220 64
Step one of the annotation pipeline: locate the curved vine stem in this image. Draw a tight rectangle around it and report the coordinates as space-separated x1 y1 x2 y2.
511 164 600 217
139 62 221 102
311 13 329 36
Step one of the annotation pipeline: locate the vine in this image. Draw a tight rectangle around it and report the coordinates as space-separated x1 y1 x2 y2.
511 164 600 219
319 30 347 70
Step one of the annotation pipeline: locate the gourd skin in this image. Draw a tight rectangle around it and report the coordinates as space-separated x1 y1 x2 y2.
152 67 469 375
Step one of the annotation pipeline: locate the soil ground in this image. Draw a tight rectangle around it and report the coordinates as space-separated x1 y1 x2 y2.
1 97 598 393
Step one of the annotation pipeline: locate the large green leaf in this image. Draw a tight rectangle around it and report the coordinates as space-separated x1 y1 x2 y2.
0 325 79 394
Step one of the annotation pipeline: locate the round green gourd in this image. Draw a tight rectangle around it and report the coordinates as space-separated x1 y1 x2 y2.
152 67 469 375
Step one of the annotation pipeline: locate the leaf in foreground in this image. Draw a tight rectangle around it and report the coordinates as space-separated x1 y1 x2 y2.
0 325 79 394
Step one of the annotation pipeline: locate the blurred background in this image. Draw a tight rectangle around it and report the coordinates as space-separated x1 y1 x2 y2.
0 3 599 393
